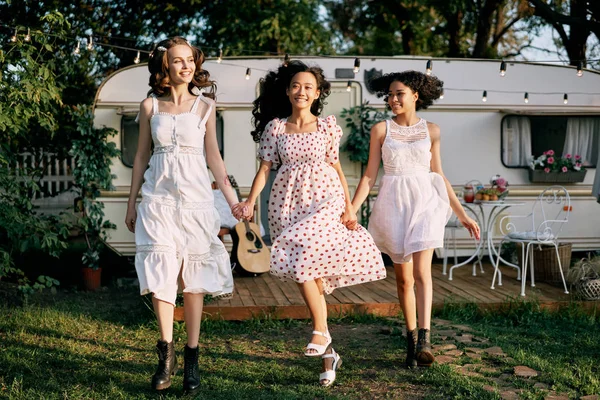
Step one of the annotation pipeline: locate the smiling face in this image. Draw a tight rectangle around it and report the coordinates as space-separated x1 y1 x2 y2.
387 81 418 115
166 44 196 85
286 72 320 111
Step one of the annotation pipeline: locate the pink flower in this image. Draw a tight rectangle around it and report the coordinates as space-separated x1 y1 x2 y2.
547 157 555 164
565 154 572 159
575 155 581 160
576 162 582 167
562 166 568 173
544 167 550 173
547 150 555 156
496 178 507 186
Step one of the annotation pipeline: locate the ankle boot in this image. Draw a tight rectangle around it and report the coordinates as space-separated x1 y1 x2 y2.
416 328 434 367
183 345 200 393
405 329 418 368
151 340 178 390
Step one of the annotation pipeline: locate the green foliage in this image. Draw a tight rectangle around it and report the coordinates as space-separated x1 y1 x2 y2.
69 107 119 270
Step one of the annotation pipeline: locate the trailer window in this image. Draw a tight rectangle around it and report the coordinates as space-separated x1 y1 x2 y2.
501 115 599 168
120 112 224 168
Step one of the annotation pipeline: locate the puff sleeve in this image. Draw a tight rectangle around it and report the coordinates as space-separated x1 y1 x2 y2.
324 115 343 165
257 118 281 167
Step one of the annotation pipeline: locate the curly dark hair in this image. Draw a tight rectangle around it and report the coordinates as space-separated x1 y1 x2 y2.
368 70 443 111
250 60 331 143
147 36 215 99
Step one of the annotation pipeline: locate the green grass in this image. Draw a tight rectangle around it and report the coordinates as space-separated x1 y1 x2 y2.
0 287 598 399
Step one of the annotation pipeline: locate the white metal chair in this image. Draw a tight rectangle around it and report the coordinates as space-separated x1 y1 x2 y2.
442 217 461 276
490 185 570 296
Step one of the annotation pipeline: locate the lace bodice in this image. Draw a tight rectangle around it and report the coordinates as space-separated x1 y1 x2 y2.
381 118 432 175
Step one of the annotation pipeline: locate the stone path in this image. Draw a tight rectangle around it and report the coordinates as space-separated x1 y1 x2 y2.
412 318 596 400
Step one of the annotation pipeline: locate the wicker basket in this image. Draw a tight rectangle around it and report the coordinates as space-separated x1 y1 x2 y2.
575 279 600 300
517 243 572 286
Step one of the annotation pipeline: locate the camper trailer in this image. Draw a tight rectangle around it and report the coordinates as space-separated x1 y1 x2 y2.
92 56 600 256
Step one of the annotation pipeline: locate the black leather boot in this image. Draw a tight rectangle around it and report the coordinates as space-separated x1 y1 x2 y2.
405 329 418 368
151 340 178 390
183 345 201 394
416 328 434 367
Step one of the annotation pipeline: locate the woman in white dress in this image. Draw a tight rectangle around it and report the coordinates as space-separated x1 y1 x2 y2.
125 37 239 393
351 71 480 368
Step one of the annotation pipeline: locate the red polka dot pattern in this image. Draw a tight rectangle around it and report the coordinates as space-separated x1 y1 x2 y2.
258 115 387 294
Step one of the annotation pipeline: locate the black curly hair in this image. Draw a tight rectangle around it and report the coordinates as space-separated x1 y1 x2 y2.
368 70 443 111
251 60 331 143
147 36 216 99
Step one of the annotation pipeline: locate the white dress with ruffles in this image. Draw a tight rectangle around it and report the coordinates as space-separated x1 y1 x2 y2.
368 118 452 264
135 95 233 305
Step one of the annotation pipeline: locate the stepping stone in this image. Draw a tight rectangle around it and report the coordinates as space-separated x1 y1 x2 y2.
483 385 497 393
452 324 474 332
514 365 538 378
458 367 483 378
432 318 452 326
500 390 519 400
534 382 549 390
484 346 506 357
473 336 491 343
380 326 393 335
433 343 457 352
545 394 569 400
465 347 485 354
445 349 464 357
465 352 482 360
435 329 457 337
435 355 455 364
455 334 474 343
581 396 599 400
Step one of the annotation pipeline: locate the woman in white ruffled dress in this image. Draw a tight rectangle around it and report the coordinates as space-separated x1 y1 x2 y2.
351 71 480 368
125 37 239 393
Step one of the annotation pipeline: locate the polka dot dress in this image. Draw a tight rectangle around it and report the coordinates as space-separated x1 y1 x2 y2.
258 115 387 294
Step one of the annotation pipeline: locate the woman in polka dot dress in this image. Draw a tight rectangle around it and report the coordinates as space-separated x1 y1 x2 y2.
232 60 386 386
351 71 480 368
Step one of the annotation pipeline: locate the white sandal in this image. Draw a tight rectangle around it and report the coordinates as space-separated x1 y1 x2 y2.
320 348 342 387
304 330 332 357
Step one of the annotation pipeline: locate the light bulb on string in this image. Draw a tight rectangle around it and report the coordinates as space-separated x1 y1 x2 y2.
577 62 583 77
499 61 506 77
24 28 31 42
346 81 352 92
284 53 290 66
482 90 487 102
87 35 93 51
426 60 432 75
563 94 568 104
134 51 141 64
245 68 251 80
353 58 360 74
10 28 17 42
73 41 81 55
524 92 529 103
439 89 444 100
217 48 223 63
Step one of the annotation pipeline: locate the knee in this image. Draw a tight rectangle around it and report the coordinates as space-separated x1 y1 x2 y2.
397 275 415 292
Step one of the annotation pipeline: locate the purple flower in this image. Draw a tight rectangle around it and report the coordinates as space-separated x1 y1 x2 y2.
547 157 555 164
562 166 568 173
544 167 550 173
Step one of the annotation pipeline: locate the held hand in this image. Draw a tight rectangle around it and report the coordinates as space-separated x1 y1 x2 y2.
232 201 254 221
460 215 480 240
125 206 137 233
341 206 358 231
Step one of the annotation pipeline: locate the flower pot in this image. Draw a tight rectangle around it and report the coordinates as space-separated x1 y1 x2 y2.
81 267 102 291
528 169 587 183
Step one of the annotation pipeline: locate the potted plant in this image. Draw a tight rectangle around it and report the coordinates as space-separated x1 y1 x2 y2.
528 150 587 183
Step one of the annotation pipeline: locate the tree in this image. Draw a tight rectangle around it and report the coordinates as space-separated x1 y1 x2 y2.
528 0 600 66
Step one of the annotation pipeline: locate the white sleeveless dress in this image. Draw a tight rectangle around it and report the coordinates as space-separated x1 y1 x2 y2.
135 95 233 305
368 118 452 264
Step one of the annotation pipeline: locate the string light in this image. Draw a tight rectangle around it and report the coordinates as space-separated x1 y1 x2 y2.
134 51 140 64
426 60 433 75
284 53 290 66
499 61 506 77
563 93 568 104
73 40 80 55
86 35 93 51
577 62 583 77
524 92 529 103
346 81 352 92
24 28 31 42
482 90 487 102
439 89 444 100
245 68 251 80
217 48 223 63
353 58 360 74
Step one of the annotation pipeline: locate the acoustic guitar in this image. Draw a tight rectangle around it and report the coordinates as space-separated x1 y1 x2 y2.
227 176 271 276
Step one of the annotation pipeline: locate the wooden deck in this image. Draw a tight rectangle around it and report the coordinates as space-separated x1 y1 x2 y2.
191 261 582 321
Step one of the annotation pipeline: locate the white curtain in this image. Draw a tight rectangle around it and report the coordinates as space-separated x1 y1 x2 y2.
563 118 600 166
502 116 532 166
593 137 600 203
